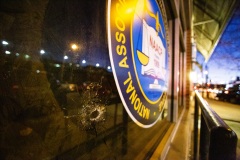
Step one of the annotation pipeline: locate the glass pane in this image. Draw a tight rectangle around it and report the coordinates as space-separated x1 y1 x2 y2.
0 0 169 159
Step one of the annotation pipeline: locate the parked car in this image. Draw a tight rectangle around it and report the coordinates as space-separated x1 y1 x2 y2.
216 83 240 104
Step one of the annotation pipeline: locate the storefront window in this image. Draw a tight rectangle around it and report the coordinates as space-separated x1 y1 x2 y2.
0 0 170 159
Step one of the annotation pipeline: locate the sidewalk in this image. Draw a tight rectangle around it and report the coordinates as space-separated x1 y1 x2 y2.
164 98 194 160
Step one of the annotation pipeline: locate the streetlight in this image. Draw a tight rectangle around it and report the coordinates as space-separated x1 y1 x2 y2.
61 43 79 82
204 69 208 85
70 44 79 82
2 40 8 45
5 51 11 54
204 66 209 98
71 44 78 50
64 55 69 60
2 40 9 55
40 49 45 55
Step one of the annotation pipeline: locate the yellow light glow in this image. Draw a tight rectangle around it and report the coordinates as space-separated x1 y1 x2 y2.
117 0 138 16
190 71 197 82
71 44 78 50
126 7 134 14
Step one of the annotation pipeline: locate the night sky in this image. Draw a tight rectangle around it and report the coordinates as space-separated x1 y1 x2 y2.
197 4 240 84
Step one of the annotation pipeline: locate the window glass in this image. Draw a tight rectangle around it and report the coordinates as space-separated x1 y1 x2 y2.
0 0 169 159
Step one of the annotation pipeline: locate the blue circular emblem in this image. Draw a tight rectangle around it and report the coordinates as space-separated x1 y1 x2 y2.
132 0 168 103
108 0 168 128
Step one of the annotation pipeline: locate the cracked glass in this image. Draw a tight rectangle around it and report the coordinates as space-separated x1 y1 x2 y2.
0 0 169 159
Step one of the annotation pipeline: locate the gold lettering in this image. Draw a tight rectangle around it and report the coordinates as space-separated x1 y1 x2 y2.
140 104 143 116
123 72 150 120
130 90 137 104
119 56 129 68
114 1 151 121
134 98 141 111
116 45 127 55
142 106 150 119
124 71 132 85
126 80 134 93
115 32 126 44
115 17 125 31
137 102 141 113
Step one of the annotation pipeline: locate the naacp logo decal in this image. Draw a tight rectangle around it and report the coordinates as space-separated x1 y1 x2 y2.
107 0 168 128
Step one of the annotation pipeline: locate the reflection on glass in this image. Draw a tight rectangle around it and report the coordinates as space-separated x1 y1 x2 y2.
0 0 168 159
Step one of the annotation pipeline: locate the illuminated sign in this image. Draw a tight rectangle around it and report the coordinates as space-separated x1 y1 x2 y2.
107 0 168 128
